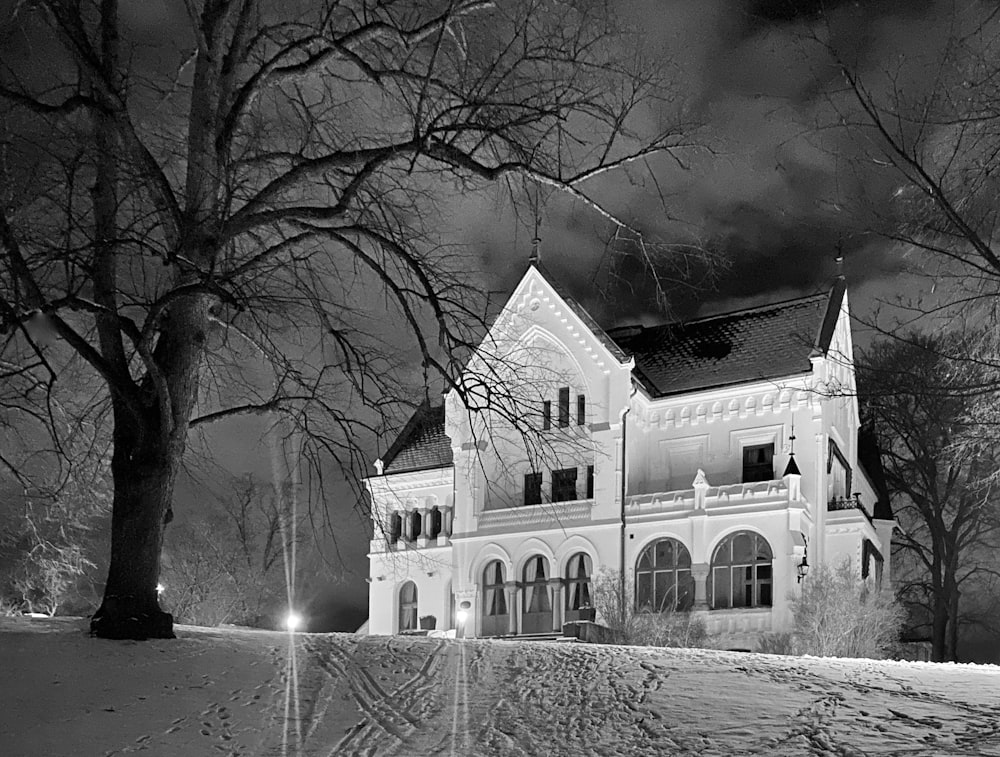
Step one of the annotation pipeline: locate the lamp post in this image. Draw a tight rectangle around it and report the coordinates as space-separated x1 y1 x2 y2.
285 611 303 632
457 600 471 639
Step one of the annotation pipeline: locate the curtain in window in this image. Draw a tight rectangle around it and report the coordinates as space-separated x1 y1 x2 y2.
483 561 507 616
399 581 418 631
566 553 592 609
524 556 550 612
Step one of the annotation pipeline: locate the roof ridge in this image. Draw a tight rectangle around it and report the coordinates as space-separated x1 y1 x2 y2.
609 290 830 337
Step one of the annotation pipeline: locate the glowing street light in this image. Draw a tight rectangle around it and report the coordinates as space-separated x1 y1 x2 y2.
284 611 303 632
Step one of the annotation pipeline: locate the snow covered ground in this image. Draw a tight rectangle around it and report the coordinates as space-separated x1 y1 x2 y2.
2 616 1000 756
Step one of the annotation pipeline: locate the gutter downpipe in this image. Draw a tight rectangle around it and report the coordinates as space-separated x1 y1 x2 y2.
619 383 638 606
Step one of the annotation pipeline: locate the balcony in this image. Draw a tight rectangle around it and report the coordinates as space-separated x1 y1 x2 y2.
370 505 453 553
626 477 792 520
827 494 873 524
477 498 594 531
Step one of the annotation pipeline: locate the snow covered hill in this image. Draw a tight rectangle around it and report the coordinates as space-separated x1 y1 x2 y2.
2 617 999 756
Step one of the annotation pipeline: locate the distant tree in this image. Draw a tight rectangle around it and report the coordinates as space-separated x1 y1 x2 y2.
0 426 111 616
160 473 312 628
0 1 699 638
859 333 1000 661
791 560 904 660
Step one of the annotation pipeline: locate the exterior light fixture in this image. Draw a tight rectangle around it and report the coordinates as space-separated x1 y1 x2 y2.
155 583 165 596
797 552 810 583
285 611 303 632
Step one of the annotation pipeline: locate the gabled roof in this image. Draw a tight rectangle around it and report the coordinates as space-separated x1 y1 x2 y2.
379 402 452 474
609 283 845 397
376 270 848 475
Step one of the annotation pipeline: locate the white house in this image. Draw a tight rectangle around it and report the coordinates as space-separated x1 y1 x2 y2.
364 264 894 649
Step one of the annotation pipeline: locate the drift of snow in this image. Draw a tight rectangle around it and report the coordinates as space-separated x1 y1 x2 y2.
2 616 999 756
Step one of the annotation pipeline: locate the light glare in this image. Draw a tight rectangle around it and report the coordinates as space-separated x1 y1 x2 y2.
285 611 302 632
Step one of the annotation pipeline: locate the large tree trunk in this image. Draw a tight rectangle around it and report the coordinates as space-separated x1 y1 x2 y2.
91 292 211 639
90 437 177 639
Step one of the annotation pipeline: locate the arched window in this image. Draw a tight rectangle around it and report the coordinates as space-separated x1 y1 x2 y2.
635 538 693 612
408 510 421 541
483 561 507 616
388 512 402 544
523 556 551 613
710 531 772 609
398 581 418 632
565 553 593 610
481 560 508 636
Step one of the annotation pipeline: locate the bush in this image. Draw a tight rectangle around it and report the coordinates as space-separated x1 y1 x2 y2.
591 568 708 648
756 632 795 656
791 560 904 659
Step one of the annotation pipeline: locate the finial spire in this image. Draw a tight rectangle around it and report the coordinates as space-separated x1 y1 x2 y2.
529 236 541 266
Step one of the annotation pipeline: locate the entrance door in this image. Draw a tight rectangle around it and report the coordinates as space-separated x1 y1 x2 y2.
520 555 552 634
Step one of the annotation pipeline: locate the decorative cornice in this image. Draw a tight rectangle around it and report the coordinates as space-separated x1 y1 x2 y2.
477 499 594 530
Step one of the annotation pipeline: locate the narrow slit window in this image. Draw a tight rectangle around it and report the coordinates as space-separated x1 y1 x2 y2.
558 387 570 427
542 401 551 431
586 465 594 499
577 394 586 426
524 472 542 506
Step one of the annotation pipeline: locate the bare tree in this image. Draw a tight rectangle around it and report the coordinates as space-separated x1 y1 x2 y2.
160 473 310 627
859 333 1000 661
0 0 698 638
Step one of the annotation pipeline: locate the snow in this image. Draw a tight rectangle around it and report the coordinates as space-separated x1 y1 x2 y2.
2 617 1000 756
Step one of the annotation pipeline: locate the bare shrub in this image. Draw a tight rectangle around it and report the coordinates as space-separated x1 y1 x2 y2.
592 568 708 648
792 561 904 659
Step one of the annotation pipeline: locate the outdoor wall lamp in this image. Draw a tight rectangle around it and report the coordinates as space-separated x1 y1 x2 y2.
797 551 810 583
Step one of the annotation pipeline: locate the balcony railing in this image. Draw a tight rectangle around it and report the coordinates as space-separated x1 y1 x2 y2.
626 478 790 517
827 494 872 523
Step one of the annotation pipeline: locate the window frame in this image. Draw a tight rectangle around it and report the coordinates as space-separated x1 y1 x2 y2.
524 472 543 506
558 387 570 427
742 442 775 483
551 467 577 502
398 581 418 632
709 531 773 610
565 552 593 610
634 537 694 613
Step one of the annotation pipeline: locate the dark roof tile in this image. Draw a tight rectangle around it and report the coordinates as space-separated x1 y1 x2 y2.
381 403 452 474
610 290 836 397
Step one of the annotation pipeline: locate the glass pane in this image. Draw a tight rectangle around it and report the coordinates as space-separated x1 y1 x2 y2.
636 571 652 611
655 570 675 612
755 536 773 561
732 532 753 563
654 539 674 567
678 570 694 611
759 580 772 607
676 542 691 568
580 582 591 608
712 566 730 609
637 547 653 570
